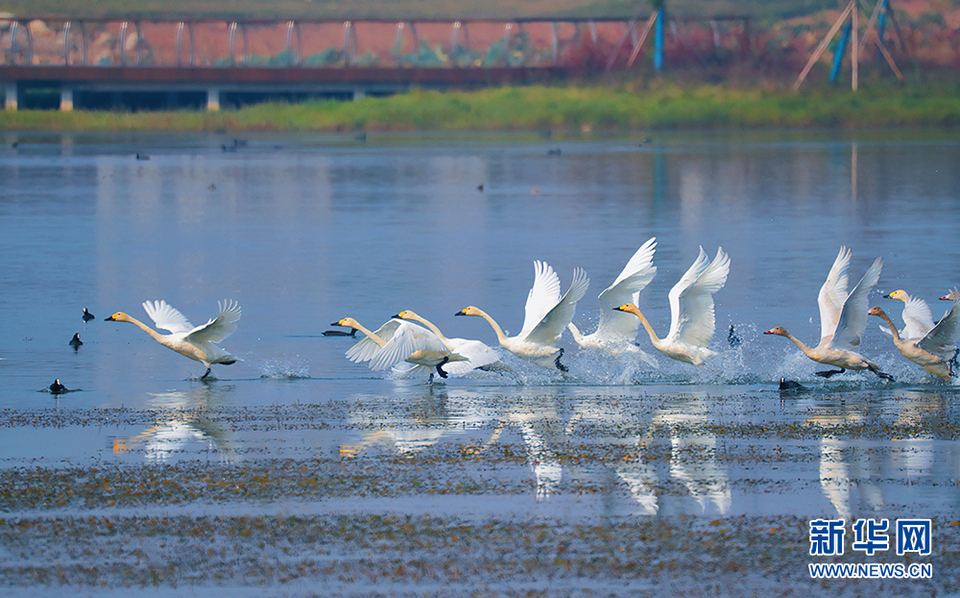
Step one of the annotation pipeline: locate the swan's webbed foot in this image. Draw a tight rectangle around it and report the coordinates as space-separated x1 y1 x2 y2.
868 364 895 382
815 368 845 378
554 348 569 373
435 357 450 379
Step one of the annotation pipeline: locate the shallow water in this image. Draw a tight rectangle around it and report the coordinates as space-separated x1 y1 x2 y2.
1 130 959 594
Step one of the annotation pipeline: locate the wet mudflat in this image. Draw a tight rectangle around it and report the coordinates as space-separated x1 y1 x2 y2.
3 384 960 596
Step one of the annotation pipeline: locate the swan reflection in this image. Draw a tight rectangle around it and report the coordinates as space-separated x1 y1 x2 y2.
112 385 238 462
811 391 946 519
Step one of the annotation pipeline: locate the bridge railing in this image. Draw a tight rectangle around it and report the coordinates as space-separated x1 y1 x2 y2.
0 16 751 70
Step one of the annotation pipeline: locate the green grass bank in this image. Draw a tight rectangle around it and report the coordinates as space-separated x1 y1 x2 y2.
2 83 960 133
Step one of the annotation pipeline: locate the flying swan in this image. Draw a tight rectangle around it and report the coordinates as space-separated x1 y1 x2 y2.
869 289 960 381
455 261 589 371
392 310 504 374
613 246 730 366
878 289 934 340
567 237 659 367
332 317 467 379
105 299 241 379
764 246 893 381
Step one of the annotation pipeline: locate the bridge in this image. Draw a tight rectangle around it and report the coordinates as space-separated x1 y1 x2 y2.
0 15 751 111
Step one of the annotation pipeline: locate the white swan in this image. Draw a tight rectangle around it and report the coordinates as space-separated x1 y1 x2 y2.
332 317 467 379
455 261 590 370
106 299 241 379
764 246 893 381
567 237 659 366
869 290 960 381
392 310 504 374
879 289 934 340
613 246 730 366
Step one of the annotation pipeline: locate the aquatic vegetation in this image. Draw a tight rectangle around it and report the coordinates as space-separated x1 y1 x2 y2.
1 83 960 132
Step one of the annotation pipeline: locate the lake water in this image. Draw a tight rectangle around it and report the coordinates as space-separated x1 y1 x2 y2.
1 130 959 594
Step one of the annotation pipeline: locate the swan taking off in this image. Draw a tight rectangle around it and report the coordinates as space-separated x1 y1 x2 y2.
614 246 730 366
764 246 893 381
332 317 467 380
456 261 590 371
105 299 241 379
870 290 960 381
392 310 503 374
567 237 659 366
879 289 934 340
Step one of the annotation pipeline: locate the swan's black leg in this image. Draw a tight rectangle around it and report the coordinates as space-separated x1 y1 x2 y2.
815 368 845 378
201 367 211 379
949 348 959 377
435 357 450 379
555 348 568 373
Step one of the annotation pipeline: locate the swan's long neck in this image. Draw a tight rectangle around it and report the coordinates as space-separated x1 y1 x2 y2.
409 314 447 341
472 308 509 345
781 330 817 358
123 315 169 345
875 312 903 343
352 322 387 348
629 307 663 348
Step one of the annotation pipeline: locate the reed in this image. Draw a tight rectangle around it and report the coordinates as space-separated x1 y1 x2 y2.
0 83 958 132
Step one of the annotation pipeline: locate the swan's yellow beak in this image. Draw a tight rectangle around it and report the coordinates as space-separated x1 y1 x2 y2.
614 304 629 312
105 313 119 321
454 309 467 316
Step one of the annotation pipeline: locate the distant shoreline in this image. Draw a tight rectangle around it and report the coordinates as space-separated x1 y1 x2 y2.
1 83 959 133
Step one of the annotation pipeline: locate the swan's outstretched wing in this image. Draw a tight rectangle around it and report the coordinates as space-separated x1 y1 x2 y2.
445 339 501 370
666 247 730 347
918 293 960 358
345 319 401 364
818 246 851 341
370 322 451 371
898 294 935 341
186 300 241 344
143 300 194 335
594 238 658 342
520 261 562 336
525 268 590 345
832 257 882 349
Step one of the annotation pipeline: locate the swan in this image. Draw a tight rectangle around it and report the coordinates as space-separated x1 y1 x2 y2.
82 307 95 322
455 261 589 371
764 246 893 381
332 317 467 379
879 289 934 340
869 290 960 381
392 310 503 374
567 237 659 366
613 246 730 366
105 299 241 379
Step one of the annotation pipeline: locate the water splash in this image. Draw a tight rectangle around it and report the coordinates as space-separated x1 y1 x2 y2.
255 357 310 379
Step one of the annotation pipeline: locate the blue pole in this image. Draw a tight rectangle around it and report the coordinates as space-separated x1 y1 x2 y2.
877 0 889 61
830 21 852 82
654 9 664 72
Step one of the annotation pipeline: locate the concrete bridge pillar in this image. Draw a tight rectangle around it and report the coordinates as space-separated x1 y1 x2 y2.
4 83 17 110
60 88 74 111
207 86 221 111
